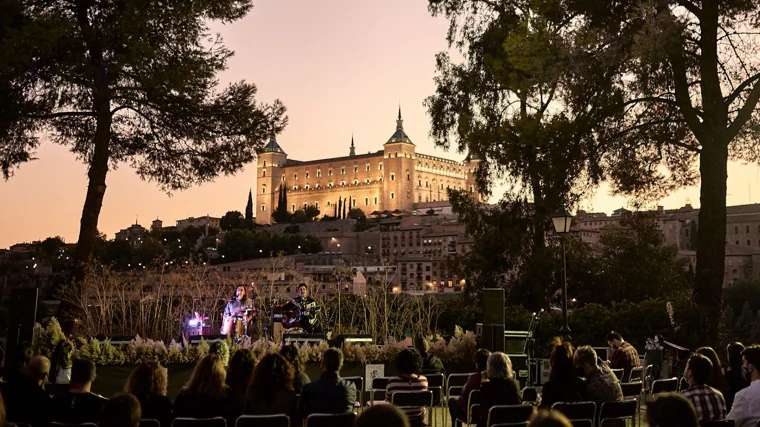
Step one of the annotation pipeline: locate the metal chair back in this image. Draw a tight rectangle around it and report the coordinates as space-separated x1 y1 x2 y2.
651 377 678 395
369 376 391 404
172 418 227 427
551 401 597 425
304 413 355 427
620 382 643 398
521 386 542 404
611 369 624 381
235 415 290 427
467 389 482 425
628 367 643 383
569 419 593 427
599 399 637 426
486 404 535 427
342 376 364 409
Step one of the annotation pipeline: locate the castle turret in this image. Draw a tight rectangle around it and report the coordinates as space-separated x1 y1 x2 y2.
256 136 288 224
383 107 416 211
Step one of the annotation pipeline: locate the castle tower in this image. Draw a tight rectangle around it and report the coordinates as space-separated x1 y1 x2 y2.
349 135 356 156
383 107 416 212
465 151 485 202
256 136 288 224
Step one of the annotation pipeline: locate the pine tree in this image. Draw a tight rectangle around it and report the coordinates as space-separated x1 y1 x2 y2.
338 197 343 219
244 190 254 228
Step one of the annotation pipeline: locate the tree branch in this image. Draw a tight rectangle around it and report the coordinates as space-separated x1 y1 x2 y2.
26 111 96 120
725 72 760 106
726 82 760 142
676 0 701 17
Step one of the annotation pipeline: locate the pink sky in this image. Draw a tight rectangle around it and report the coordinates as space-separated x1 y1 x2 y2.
2 0 760 248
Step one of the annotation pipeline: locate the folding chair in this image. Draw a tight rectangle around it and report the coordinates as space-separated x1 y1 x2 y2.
551 401 597 426
304 413 355 427
235 414 290 427
486 404 535 427
447 372 476 426
172 418 227 427
599 400 637 427
611 369 624 382
700 420 735 427
425 373 445 426
50 424 97 427
521 386 542 405
343 376 364 412
140 420 161 427
368 376 391 405
467 389 483 425
679 377 689 392
391 390 434 426
643 365 654 398
628 367 643 383
651 377 678 398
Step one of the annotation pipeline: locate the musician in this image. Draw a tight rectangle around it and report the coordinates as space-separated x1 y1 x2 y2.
222 285 254 338
292 283 320 333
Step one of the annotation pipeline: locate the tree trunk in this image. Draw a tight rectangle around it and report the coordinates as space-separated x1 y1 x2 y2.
693 138 727 343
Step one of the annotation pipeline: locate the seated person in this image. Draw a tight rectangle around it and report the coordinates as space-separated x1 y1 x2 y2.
173 355 240 425
415 337 444 374
124 362 173 427
99 393 141 427
245 353 299 422
647 393 699 427
356 404 411 427
298 348 356 418
0 356 52 427
681 354 726 422
51 359 108 424
449 348 490 427
540 339 588 408
479 352 522 426
574 346 622 405
385 349 429 427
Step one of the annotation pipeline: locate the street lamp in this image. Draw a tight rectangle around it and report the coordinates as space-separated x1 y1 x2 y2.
551 207 573 340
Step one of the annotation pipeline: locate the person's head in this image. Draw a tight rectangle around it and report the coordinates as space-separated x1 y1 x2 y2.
742 345 760 381
321 348 344 373
695 347 723 384
71 359 97 387
99 393 141 427
125 361 168 397
249 353 295 401
606 331 624 349
646 393 698 427
395 348 422 376
474 348 491 372
280 344 304 373
727 342 746 371
235 286 247 301
24 355 50 386
414 337 430 355
183 354 227 398
355 403 411 427
226 349 255 390
486 352 513 380
685 354 712 386
529 410 572 427
549 339 576 383
54 340 75 364
208 341 225 357
574 346 599 378
17 341 34 371
297 283 309 298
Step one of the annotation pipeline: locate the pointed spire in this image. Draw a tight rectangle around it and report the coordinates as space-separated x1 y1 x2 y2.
396 105 404 131
349 134 356 156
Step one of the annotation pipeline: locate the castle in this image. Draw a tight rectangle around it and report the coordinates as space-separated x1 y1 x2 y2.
255 109 483 224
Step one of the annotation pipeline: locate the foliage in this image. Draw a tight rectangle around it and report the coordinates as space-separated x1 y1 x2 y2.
0 0 286 267
304 205 321 220
217 229 321 261
723 279 760 315
245 190 255 229
220 211 245 231
273 186 291 224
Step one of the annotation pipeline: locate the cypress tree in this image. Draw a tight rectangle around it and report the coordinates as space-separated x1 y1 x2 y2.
338 197 342 219
245 190 254 228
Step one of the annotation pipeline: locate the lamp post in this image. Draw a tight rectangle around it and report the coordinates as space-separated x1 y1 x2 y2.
551 208 573 341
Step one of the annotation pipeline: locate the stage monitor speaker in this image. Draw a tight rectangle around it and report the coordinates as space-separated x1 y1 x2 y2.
283 333 326 345
330 334 374 348
482 288 505 324
478 323 505 352
5 288 39 372
508 354 530 389
189 334 226 345
504 330 531 354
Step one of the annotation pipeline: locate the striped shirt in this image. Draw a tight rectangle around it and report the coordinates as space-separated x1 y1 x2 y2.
386 375 428 425
682 384 727 422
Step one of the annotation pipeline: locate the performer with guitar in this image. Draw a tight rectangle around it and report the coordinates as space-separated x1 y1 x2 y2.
290 283 320 333
221 285 255 340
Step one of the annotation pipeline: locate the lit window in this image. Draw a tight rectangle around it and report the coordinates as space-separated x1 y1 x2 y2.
366 164 370 171
293 185 298 190
261 184 266 194
365 198 369 206
305 184 310 190
341 181 345 186
291 204 295 212
263 169 266 177
391 173 396 181
317 170 321 177
353 179 358 185
374 197 378 204
306 172 310 179
263 160 267 167
315 202 319 209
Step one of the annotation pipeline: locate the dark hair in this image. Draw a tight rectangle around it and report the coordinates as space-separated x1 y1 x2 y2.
71 359 96 385
743 345 760 368
695 347 727 390
99 393 141 427
529 410 572 427
646 393 698 427
355 403 411 427
687 354 713 385
474 349 491 372
183 355 227 398
549 339 576 384
727 342 746 371
322 348 344 373
125 362 168 397
297 283 307 290
49 340 74 384
414 337 430 354
248 353 294 403
208 341 225 357
280 345 304 373
396 348 422 376
606 331 623 342
226 349 255 390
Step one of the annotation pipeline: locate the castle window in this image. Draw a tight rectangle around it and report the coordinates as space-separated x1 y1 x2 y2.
292 204 295 212
418 180 421 187
366 164 370 171
365 197 369 206
426 181 429 187
315 183 320 188
379 163 383 170
391 192 395 199
328 182 333 188
317 169 321 177
263 160 267 168
293 185 298 190
261 204 265 212
354 166 358 173
366 179 370 184
315 201 319 209
263 169 266 177
327 201 331 206
747 225 751 233
261 184 266 194
391 173 395 181
379 177 383 182
341 181 345 186
353 199 357 207
306 172 310 179
395 153 398 157
407 173 410 181
281 176 285 182
329 169 333 176
305 184 310 190
341 167 345 175
294 173 298 180
374 197 378 204
469 185 474 193
353 179 358 185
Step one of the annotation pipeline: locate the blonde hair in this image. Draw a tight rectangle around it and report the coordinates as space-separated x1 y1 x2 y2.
486 352 513 380
125 361 168 397
183 355 227 398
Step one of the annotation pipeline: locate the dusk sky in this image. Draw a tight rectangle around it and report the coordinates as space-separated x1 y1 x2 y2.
2 0 760 248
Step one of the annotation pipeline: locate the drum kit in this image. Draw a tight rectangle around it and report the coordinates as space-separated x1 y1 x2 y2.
221 307 256 341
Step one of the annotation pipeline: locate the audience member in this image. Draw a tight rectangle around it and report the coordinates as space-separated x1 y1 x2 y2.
51 359 107 424
728 345 760 427
99 393 141 427
124 361 172 427
50 340 75 385
479 352 522 426
681 353 726 422
647 393 699 427
227 349 256 410
726 342 750 411
696 347 732 399
4 342 34 384
355 404 411 427
245 353 299 422
529 410 572 427
607 331 640 382
415 337 444 374
0 356 52 427
173 354 239 425
574 346 622 405
0 393 9 427
449 348 490 427
298 348 356 418
385 348 429 427
280 345 311 393
540 339 588 408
